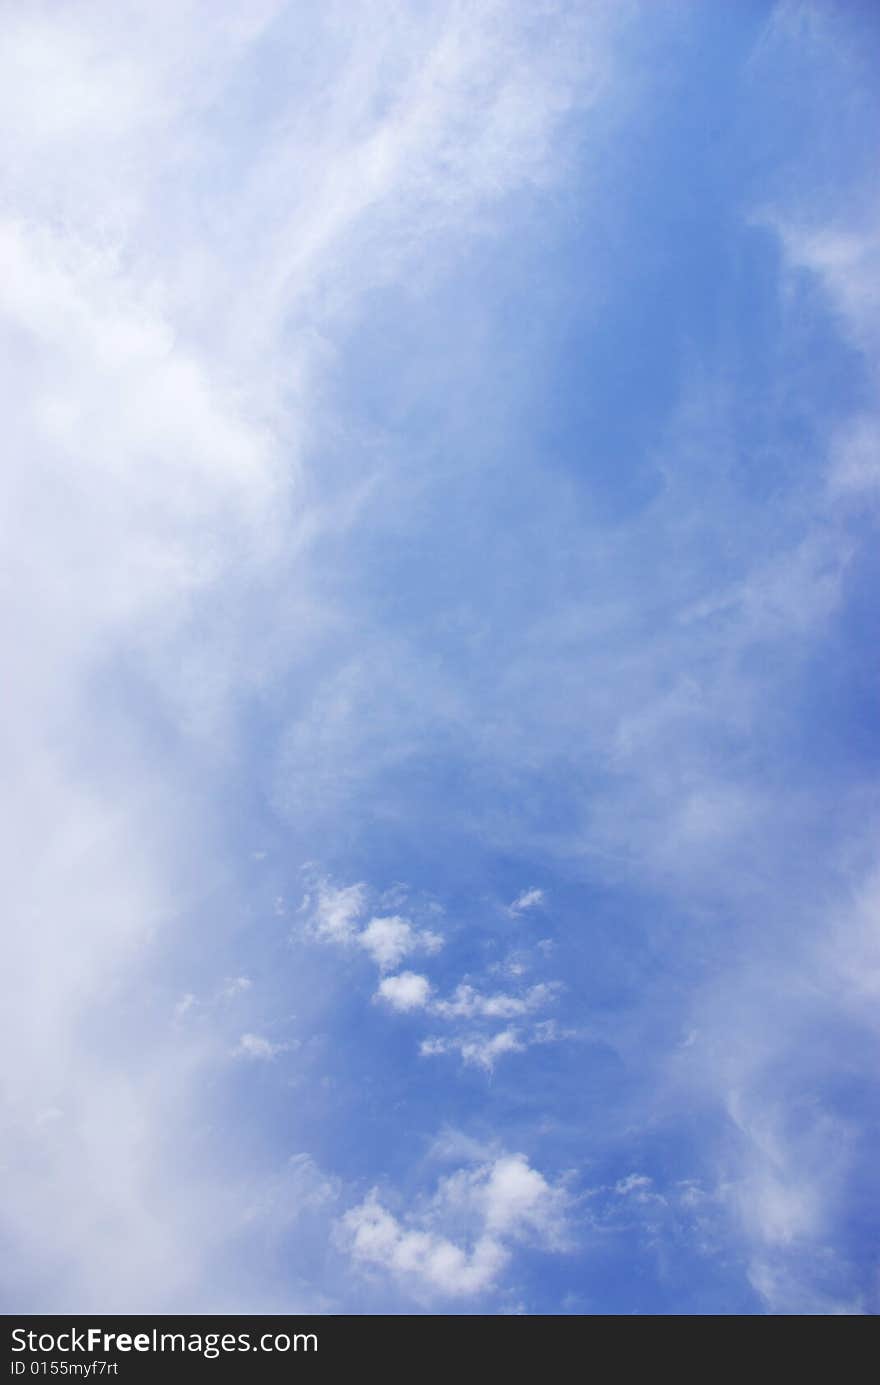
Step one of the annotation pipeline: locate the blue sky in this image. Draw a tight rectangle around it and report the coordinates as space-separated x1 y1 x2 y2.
2 1 879 1315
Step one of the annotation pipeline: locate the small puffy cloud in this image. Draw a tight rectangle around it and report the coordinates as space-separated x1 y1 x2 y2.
301 879 563 1069
431 981 557 1020
375 971 432 1012
420 1015 573 1070
532 1018 564 1043
464 1154 570 1246
341 1193 507 1297
508 887 545 914
615 1173 653 1196
357 915 443 972
176 978 253 1018
614 1173 665 1206
340 1152 570 1300
235 1033 286 1061
732 1168 819 1248
303 883 444 973
308 880 367 943
494 950 529 978
421 1028 524 1071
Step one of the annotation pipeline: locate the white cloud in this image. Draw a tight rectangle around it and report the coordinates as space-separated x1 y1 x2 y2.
308 880 367 944
375 972 432 1013
773 219 880 359
615 1173 652 1197
1 0 620 1308
412 983 565 1070
18 0 878 1320
304 886 445 973
357 915 443 972
748 1258 865 1317
304 877 562 1056
235 1033 288 1061
301 874 566 1073
613 1174 665 1207
431 981 556 1020
342 1193 507 1297
421 1028 525 1072
340 1152 569 1299
830 414 880 497
455 1153 570 1245
426 1128 498 1166
508 887 545 914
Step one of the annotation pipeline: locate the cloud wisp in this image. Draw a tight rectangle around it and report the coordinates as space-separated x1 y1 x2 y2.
0 0 618 1312
4 0 880 1316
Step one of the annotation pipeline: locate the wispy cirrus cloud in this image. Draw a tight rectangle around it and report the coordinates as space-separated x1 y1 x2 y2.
0 0 622 1312
5 0 880 1318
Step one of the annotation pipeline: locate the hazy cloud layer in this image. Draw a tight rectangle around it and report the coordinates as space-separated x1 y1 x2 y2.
3 0 879 1314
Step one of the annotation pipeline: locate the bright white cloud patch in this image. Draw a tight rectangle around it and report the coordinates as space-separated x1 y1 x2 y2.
376 972 432 1012
340 1153 569 1299
431 981 557 1020
304 875 563 1069
309 881 368 944
304 880 445 973
421 1029 525 1071
357 916 444 971
342 1194 507 1297
508 887 545 914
